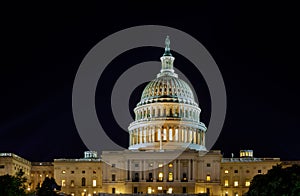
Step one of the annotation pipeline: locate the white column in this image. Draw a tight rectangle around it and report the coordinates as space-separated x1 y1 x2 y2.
192 159 196 180
164 161 167 181
174 160 177 181
178 160 181 180
188 159 191 181
153 162 157 182
129 160 132 180
143 160 146 181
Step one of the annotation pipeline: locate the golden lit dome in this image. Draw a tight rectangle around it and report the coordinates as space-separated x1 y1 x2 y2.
139 75 197 106
128 36 207 152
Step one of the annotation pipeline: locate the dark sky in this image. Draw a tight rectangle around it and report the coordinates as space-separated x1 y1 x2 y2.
0 2 299 162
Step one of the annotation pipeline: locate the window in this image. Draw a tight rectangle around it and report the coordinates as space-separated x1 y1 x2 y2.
175 129 179 141
234 170 238 173
207 163 211 167
112 188 116 194
183 173 187 181
135 164 139 167
71 170 74 174
224 179 229 187
0 165 4 169
182 187 187 193
158 172 163 181
147 187 152 194
81 177 86 186
93 170 96 174
112 164 116 168
167 188 173 194
158 187 162 190
206 175 211 182
246 170 250 173
82 170 85 174
224 170 229 174
157 129 161 141
71 180 74 187
163 129 167 141
245 180 250 187
112 174 116 181
234 180 239 187
168 172 173 181
169 129 173 141
62 180 66 187
93 180 97 187
258 169 262 174
62 170 66 174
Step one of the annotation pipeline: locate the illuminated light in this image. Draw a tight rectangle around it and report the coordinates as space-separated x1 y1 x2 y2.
168 172 173 181
167 187 173 194
93 179 97 187
206 175 211 182
168 163 173 168
61 180 66 187
94 191 96 194
27 187 30 191
88 194 91 196
158 172 163 181
62 170 66 174
71 194 75 196
158 163 163 167
157 187 162 190
234 181 239 187
147 187 152 194
39 174 42 177
224 179 229 186
46 174 49 177
245 181 250 187
116 191 120 194
224 170 229 174
84 189 87 192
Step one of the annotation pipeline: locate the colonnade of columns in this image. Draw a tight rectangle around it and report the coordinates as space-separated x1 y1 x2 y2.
134 105 200 122
126 159 198 182
129 126 205 146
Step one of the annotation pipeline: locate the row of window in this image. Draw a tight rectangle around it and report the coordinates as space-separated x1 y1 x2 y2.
224 179 251 187
61 178 97 187
112 163 174 168
61 170 97 174
224 169 262 174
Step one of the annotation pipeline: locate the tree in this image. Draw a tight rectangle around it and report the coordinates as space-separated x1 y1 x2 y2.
36 177 61 196
247 164 300 196
0 170 27 196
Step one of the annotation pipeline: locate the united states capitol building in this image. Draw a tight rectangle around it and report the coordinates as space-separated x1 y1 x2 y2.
1 37 293 196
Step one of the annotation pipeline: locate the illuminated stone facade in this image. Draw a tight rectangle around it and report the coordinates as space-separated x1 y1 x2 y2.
53 151 102 196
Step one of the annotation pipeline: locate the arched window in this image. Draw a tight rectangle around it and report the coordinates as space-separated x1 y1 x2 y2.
169 129 173 141
158 172 163 181
168 172 173 181
81 177 86 186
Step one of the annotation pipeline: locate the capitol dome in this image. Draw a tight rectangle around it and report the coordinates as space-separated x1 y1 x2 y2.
128 36 207 151
138 75 197 106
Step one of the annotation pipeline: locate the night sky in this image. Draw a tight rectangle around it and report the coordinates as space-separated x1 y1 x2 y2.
1 2 299 162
